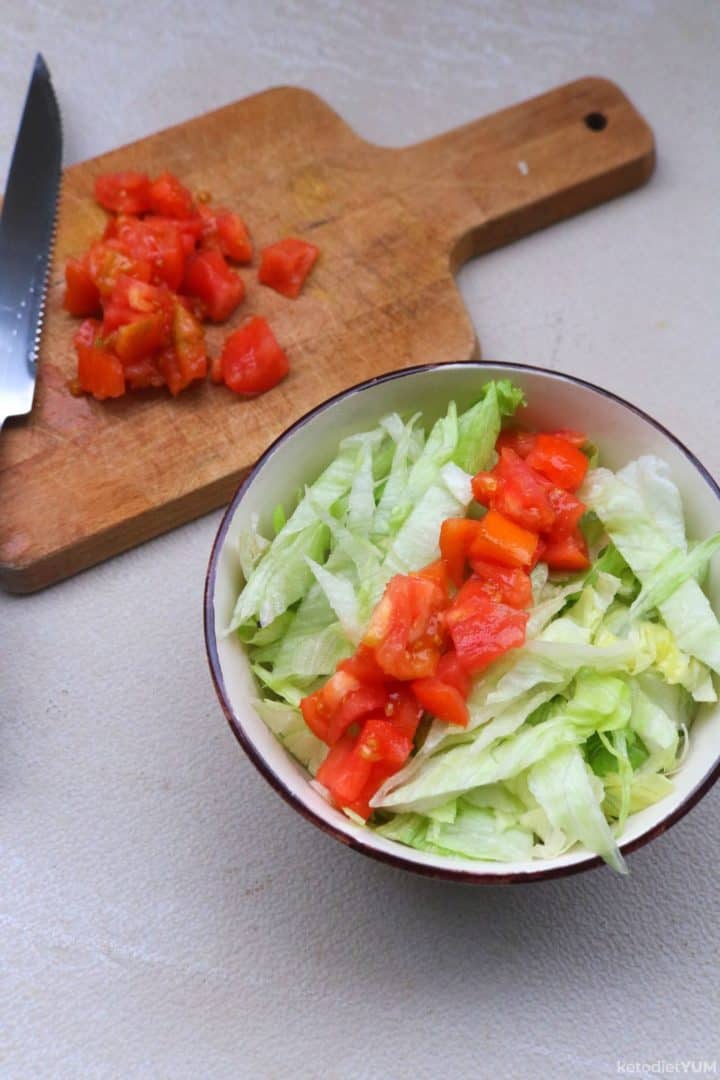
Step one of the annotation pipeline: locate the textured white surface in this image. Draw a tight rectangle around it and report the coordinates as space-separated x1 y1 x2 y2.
2 2 719 1077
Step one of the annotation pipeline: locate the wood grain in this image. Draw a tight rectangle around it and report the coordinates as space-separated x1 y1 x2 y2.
0 76 654 592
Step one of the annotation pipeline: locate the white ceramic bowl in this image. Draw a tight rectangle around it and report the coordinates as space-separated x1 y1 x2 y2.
205 363 720 882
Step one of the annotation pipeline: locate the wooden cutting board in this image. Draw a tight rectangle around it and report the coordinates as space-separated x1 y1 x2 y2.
0 77 654 593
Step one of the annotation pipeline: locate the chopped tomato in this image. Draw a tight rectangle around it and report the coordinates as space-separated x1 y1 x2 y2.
435 649 471 697
470 470 500 506
182 248 245 322
168 299 207 389
383 688 423 739
213 211 253 263
327 685 390 745
411 677 469 728
526 434 589 491
258 237 319 299
63 258 101 316
496 429 538 459
147 171 195 219
547 487 586 538
468 509 538 569
220 317 289 395
73 318 100 350
123 355 165 390
465 561 533 609
114 313 169 362
102 275 173 332
76 342 125 400
364 574 448 680
447 591 528 674
337 644 389 686
542 528 590 572
355 717 413 769
439 517 482 587
493 448 556 532
94 171 151 215
414 558 452 595
110 216 187 290
553 429 587 449
301 670 361 743
316 731 372 806
85 240 151 297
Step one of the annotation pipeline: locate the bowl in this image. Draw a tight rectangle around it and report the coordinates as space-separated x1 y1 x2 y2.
204 362 720 882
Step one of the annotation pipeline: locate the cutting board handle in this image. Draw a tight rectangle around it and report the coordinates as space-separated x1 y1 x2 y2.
392 77 655 269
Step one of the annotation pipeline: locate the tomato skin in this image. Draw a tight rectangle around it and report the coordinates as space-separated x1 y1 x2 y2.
364 574 448 680
414 558 452 595
384 688 423 739
468 509 538 569
220 317 289 395
526 434 589 491
147 171 195 219
76 343 125 400
337 645 389 686
435 649 471 697
439 517 482 587
411 677 469 727
316 731 372 805
94 171 151 215
542 528 590 571
464 561 533 610
355 717 413 769
547 487 586 538
327 685 390 745
448 592 528 674
258 237 319 298
63 258 101 316
471 471 500 506
214 212 253 263
182 249 245 322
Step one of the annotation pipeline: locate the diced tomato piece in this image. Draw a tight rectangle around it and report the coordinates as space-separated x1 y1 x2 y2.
383 688 423 740
183 249 245 322
258 237 319 299
94 171 151 215
493 448 556 532
436 650 471 696
341 761 397 820
414 558 452 595
85 240 152 297
355 717 413 769
465 561 533 610
468 509 538 569
363 574 448 680
114 313 169 363
439 517 482 587
542 528 590 572
448 592 528 674
471 470 500 507
76 342 125 400
63 258 101 316
547 487 586 538
213 212 253 263
145 214 204 256
526 434 589 491
110 216 187 290
411 677 469 727
327 685 390 745
73 318 100 350
147 171 195 219
171 299 207 386
300 670 361 743
496 429 538 458
316 731 372 806
123 355 165 390
337 644 389 686
220 317 289 395
102 275 173 333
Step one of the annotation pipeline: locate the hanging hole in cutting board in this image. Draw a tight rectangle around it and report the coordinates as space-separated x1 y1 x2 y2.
584 111 608 131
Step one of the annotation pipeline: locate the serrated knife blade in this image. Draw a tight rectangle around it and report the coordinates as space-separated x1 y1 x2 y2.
0 53 62 429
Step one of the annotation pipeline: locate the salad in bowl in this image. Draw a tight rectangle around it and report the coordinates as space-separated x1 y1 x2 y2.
206 364 720 881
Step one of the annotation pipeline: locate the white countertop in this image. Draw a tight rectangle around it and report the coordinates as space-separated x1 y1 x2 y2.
2 2 719 1077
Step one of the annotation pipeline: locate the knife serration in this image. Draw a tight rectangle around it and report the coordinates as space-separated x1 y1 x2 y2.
0 54 62 428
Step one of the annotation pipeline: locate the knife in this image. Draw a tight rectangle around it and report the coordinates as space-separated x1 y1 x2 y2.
0 53 62 430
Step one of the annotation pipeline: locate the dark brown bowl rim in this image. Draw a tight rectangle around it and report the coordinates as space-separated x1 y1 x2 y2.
204 361 720 884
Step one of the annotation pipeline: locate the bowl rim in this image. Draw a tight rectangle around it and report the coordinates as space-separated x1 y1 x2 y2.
204 360 720 884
